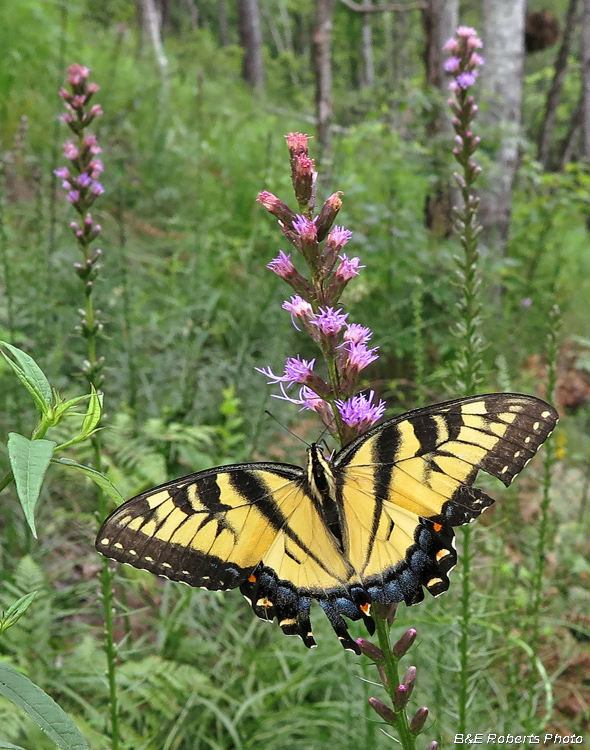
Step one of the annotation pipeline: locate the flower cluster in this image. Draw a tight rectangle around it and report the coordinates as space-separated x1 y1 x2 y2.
56 64 105 386
257 134 384 444
443 26 484 91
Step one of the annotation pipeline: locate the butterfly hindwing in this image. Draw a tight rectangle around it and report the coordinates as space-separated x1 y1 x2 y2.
97 393 557 652
333 393 558 608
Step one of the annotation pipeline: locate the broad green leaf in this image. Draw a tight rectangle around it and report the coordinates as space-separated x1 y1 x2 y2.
81 387 103 438
1 342 52 414
50 458 124 506
0 664 89 750
0 591 37 634
7 435 56 539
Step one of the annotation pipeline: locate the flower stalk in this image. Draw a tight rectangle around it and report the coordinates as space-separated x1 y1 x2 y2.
444 26 486 736
57 64 119 750
258 133 436 750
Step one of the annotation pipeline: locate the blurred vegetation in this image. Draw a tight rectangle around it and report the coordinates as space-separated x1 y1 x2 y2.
0 1 589 748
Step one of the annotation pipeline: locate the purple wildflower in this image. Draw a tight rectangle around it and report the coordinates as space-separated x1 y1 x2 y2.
456 25 478 38
54 166 70 179
344 342 379 372
282 295 314 322
67 190 80 204
255 356 316 386
470 53 485 67
335 254 365 282
326 226 352 252
91 182 105 196
274 384 335 421
343 324 372 345
311 306 349 336
455 71 478 89
335 391 386 432
444 56 461 73
268 250 296 279
78 173 92 188
292 214 318 243
63 143 79 159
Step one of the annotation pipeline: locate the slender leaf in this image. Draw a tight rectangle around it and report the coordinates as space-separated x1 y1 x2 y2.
0 664 89 750
50 458 124 506
7 434 56 538
1 342 52 413
0 741 26 749
81 386 103 438
0 591 37 634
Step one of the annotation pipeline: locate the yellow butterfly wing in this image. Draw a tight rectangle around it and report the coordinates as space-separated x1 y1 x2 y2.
333 393 558 609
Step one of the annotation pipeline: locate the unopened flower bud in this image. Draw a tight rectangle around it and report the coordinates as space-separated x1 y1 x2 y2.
425 742 439 750
315 192 342 241
402 666 417 702
409 706 429 735
393 628 417 658
257 191 297 227
355 638 384 663
368 697 395 723
393 684 409 711
377 665 388 687
372 602 397 626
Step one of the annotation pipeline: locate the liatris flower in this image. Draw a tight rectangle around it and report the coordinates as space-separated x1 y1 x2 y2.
56 63 105 386
257 132 384 444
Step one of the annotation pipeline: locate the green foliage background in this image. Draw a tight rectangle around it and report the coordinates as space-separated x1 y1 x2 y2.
0 1 589 748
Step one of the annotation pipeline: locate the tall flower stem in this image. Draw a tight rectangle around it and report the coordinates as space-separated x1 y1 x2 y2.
258 132 436 750
56 65 119 750
444 27 486 735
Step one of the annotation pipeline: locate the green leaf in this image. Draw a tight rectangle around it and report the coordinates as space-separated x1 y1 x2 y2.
0 664 89 750
81 386 103 438
0 591 37 634
7 435 56 539
1 342 52 414
50 458 124 506
0 741 26 749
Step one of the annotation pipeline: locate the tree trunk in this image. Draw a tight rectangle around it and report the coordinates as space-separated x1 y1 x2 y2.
537 0 580 168
422 0 459 237
313 0 337 183
479 0 526 258
218 0 230 45
141 0 169 89
185 0 199 31
582 0 590 157
238 0 265 90
361 0 375 87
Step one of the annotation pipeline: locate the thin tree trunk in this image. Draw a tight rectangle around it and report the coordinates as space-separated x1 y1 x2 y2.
142 0 169 90
361 0 375 87
313 0 337 183
185 0 199 31
218 0 230 45
537 0 580 167
479 0 526 258
238 0 265 90
422 0 459 237
582 0 590 157
560 95 583 167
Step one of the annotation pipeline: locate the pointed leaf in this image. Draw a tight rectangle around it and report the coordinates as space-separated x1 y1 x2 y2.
0 591 37 634
81 387 103 438
1 343 52 413
8 435 56 539
0 664 89 750
0 742 26 749
50 458 124 506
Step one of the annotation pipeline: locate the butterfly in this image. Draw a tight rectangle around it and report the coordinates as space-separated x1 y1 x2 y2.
96 393 557 653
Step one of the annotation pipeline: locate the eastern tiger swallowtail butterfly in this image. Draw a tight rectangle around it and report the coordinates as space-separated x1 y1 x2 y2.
96 393 557 653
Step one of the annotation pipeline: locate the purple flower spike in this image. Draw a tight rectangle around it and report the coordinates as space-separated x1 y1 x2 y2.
336 391 386 432
456 71 478 89
282 295 314 329
444 56 461 73
67 190 80 204
326 225 352 252
78 173 92 188
63 142 79 160
311 306 349 336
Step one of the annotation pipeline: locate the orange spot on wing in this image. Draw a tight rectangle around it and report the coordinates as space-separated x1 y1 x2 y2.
433 522 443 532
248 574 257 583
360 602 371 615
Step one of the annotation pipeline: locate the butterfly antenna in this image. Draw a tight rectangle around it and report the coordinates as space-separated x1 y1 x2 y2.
264 410 310 447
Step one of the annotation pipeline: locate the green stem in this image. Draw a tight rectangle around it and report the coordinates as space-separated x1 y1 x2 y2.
373 615 416 750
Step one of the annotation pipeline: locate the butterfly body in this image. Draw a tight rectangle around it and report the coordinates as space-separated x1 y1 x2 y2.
97 393 557 653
